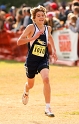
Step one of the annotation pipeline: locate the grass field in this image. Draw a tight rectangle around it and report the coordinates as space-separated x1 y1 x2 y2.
0 60 79 124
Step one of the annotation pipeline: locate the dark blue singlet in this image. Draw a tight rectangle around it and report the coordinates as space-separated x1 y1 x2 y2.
25 24 49 78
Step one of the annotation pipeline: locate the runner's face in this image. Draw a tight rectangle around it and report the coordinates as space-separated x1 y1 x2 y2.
34 11 45 25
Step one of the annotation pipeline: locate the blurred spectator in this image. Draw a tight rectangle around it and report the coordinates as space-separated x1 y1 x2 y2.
9 6 16 16
0 10 6 20
73 6 79 17
4 16 14 30
69 6 79 33
72 0 79 12
49 2 59 18
43 0 52 12
45 12 62 33
65 3 73 17
69 14 77 27
65 12 74 27
22 7 33 28
61 1 66 10
9 6 16 23
0 5 7 12
12 9 24 32
49 2 58 11
58 6 67 25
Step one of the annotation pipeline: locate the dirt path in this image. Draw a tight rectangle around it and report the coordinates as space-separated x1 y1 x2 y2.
0 62 79 124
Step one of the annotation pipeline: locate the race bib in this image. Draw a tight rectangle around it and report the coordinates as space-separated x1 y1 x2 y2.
32 44 46 57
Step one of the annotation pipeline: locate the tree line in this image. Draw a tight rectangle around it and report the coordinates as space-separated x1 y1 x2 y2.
0 0 43 8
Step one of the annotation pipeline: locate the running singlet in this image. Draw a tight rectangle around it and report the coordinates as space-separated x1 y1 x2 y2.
27 24 49 61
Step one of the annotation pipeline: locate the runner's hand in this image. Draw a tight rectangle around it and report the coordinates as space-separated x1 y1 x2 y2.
33 31 44 40
49 52 58 63
52 52 58 62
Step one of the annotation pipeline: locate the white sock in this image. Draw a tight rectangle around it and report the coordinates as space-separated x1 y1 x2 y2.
46 103 50 109
24 82 29 94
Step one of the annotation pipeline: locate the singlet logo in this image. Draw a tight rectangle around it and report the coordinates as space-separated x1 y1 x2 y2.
32 44 46 57
37 39 46 45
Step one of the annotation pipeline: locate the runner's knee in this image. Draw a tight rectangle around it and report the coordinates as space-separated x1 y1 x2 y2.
43 77 49 84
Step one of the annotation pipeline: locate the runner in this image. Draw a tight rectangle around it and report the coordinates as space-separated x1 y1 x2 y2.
17 5 57 117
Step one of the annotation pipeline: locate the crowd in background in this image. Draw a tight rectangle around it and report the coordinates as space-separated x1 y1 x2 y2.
0 0 79 34
0 0 79 64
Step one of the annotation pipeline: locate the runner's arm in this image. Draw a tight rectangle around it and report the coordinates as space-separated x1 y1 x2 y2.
48 26 58 62
17 24 34 45
17 24 44 46
48 26 56 52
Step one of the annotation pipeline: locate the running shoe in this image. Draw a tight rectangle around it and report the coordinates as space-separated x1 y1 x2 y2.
45 107 55 117
22 92 29 105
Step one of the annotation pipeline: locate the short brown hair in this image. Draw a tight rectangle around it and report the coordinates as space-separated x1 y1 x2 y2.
30 5 46 21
